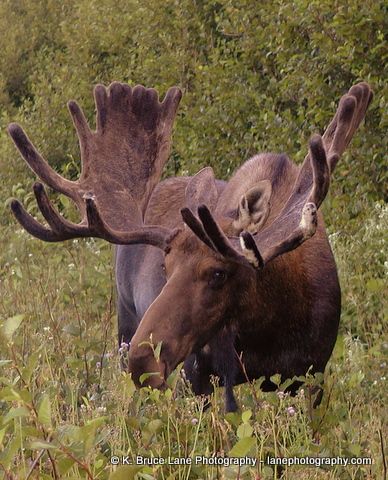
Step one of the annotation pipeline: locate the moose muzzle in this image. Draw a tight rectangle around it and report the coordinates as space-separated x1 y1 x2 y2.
127 342 168 389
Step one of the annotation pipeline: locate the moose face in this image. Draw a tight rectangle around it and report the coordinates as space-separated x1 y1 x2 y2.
127 224 257 388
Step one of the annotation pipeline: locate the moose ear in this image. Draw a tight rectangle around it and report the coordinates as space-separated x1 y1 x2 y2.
233 180 272 234
185 167 219 212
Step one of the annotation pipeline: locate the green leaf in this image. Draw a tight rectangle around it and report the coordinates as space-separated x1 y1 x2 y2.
0 433 22 469
62 323 81 336
146 419 163 434
237 423 253 439
79 416 107 454
29 440 58 450
138 474 155 480
1 314 24 340
22 348 42 383
0 387 22 401
3 406 30 424
0 427 7 446
139 372 161 385
348 443 362 456
279 378 293 391
154 341 162 362
366 278 384 293
57 456 75 475
270 374 281 386
109 465 142 480
38 395 52 428
0 360 12 367
122 375 136 398
225 412 241 427
241 409 252 423
229 437 256 457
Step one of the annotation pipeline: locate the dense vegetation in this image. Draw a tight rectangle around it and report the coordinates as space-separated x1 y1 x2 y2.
0 0 386 478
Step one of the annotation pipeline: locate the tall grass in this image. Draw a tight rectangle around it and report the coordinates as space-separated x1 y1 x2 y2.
0 201 386 479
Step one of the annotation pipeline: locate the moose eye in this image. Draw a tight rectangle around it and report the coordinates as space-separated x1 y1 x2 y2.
209 269 228 288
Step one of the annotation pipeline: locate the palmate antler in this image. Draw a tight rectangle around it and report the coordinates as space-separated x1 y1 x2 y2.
9 82 182 247
182 82 373 267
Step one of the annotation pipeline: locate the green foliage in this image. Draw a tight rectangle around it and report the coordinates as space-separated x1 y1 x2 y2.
0 0 386 478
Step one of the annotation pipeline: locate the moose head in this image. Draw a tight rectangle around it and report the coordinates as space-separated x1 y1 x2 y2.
8 82 372 404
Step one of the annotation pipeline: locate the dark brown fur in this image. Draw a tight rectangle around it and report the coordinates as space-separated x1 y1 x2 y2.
125 153 341 411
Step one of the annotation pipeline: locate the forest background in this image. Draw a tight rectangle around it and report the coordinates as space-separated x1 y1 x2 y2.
0 1 386 479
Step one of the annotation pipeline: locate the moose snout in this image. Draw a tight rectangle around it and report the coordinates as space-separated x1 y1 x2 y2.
128 345 167 389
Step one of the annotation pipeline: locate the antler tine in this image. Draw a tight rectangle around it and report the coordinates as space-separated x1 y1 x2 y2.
33 182 89 235
10 199 71 242
348 82 373 129
84 196 173 248
68 100 92 157
180 208 217 251
11 187 173 247
239 232 264 269
182 204 263 267
161 86 183 122
308 135 330 208
8 123 76 199
199 205 265 267
11 182 89 242
322 82 373 172
261 203 318 263
94 84 109 132
198 205 242 260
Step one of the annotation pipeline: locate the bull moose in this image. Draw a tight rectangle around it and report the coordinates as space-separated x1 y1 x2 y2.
8 81 372 411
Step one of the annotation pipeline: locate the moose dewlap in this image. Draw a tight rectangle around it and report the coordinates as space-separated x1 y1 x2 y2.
8 81 372 412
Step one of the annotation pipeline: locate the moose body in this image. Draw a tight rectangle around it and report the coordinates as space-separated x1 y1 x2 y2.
115 154 340 408
8 81 372 411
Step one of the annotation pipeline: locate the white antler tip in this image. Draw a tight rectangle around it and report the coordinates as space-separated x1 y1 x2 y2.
300 202 317 238
83 192 96 201
239 234 259 267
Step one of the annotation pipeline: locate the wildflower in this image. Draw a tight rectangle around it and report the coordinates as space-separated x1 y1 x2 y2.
119 342 130 354
286 406 296 417
191 418 198 425
277 391 285 399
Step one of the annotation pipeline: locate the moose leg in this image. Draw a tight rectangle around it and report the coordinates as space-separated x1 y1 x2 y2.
117 296 138 346
209 327 239 412
184 327 239 412
184 352 213 397
308 384 324 408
